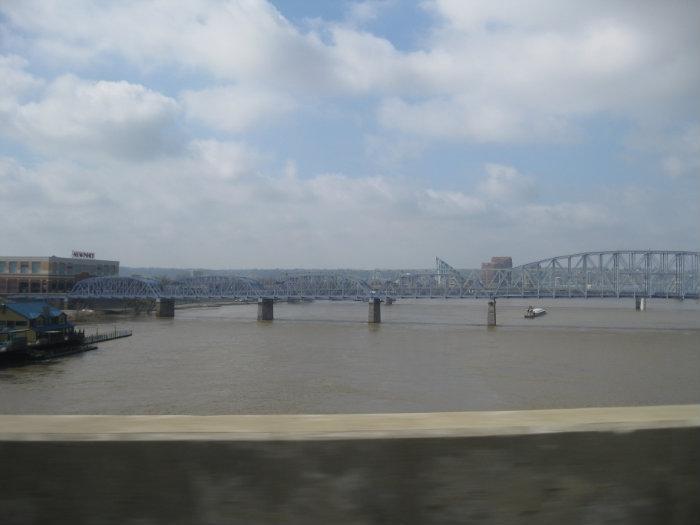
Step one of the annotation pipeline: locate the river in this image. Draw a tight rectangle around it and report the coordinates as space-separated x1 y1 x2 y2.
1 298 698 414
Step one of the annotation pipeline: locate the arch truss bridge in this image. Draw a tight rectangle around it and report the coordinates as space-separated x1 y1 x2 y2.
69 250 699 300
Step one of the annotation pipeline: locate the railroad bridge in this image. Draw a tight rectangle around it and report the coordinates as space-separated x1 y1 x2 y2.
69 250 699 301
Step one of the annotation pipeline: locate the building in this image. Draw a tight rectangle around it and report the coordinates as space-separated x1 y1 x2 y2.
0 253 119 294
481 256 513 285
0 301 75 344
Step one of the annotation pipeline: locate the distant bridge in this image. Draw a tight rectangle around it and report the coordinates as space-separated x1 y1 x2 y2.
69 274 373 301
68 250 699 300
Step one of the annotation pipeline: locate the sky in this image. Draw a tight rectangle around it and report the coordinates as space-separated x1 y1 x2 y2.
1 0 698 269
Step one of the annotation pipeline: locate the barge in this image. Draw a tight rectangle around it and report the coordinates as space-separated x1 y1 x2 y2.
525 306 547 318
0 332 96 366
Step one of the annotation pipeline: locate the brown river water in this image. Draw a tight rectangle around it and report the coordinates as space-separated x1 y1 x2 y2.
1 298 698 414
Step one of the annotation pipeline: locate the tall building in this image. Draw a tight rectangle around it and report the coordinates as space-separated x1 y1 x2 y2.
0 253 119 294
481 256 513 284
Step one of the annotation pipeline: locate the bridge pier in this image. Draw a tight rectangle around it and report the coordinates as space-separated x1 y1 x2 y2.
156 299 175 318
257 298 274 321
368 297 381 323
635 297 647 311
487 300 496 326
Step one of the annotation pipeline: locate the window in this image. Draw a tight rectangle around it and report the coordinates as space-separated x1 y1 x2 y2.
20 262 29 274
0 261 5 273
16 320 27 327
9 261 17 274
31 261 41 273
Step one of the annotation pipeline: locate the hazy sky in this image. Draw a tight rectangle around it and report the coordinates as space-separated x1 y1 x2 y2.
1 0 698 269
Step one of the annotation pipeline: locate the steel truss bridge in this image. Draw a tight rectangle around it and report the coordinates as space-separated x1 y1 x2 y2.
68 251 699 301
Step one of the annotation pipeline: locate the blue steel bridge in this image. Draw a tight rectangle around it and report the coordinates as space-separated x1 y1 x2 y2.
68 250 700 301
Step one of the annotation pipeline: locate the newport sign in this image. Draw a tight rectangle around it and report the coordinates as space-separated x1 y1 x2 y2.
71 250 95 259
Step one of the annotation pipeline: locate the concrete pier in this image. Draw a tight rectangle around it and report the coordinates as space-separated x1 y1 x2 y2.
0 405 698 524
635 297 647 310
368 297 381 323
257 298 274 321
487 299 496 326
155 298 175 318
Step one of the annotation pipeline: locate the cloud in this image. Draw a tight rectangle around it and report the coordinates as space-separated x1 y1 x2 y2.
0 0 333 90
8 75 181 160
3 1 699 144
181 85 296 132
7 151 686 268
377 96 567 142
519 202 611 229
627 122 700 178
344 1 394 27
661 125 700 178
0 55 44 127
364 134 427 169
186 139 263 180
477 164 537 202
418 189 486 219
376 1 700 141
0 1 698 267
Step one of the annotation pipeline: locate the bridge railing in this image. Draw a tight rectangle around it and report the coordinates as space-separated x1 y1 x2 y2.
66 251 699 300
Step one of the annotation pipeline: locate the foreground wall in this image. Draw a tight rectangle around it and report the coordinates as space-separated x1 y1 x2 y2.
1 406 699 524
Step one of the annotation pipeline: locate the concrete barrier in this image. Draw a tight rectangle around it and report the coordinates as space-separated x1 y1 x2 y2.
1 405 698 524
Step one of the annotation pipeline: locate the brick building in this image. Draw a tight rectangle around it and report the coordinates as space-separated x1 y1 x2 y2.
481 256 513 284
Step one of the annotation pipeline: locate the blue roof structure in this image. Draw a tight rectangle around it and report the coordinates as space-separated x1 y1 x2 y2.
2 302 64 320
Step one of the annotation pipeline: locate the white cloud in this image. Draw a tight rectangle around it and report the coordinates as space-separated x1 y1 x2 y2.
0 55 44 127
364 134 427 169
345 1 394 26
0 55 43 101
0 1 698 266
376 1 700 141
662 125 700 178
378 96 551 142
627 123 700 178
1 149 695 267
477 164 537 202
3 0 699 145
10 75 180 160
181 85 296 132
419 189 486 218
519 202 611 229
1 0 333 89
186 139 262 180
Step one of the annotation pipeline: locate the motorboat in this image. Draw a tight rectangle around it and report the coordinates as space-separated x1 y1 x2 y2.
525 306 546 318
